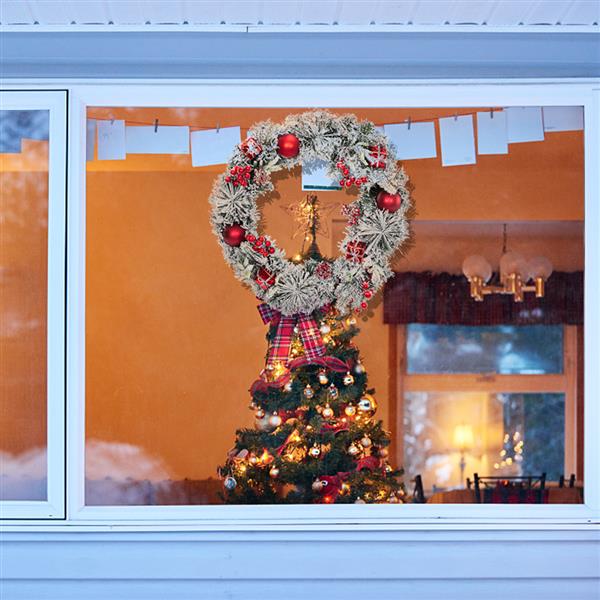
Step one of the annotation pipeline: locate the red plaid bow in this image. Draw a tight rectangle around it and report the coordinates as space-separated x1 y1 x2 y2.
258 303 326 368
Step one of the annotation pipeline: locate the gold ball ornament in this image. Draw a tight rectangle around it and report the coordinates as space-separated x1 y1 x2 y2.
269 467 280 478
348 443 360 456
255 409 265 419
312 480 324 492
318 370 329 385
283 381 293 392
343 372 355 386
344 404 357 417
340 482 350 495
268 413 283 428
388 494 400 504
355 496 366 504
322 404 334 419
385 464 393 474
249 455 259 466
358 394 377 417
308 444 321 458
304 384 315 399
360 436 372 448
327 384 339 400
354 360 365 375
378 447 389 458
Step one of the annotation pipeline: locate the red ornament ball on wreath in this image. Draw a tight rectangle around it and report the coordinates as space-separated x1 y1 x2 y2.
222 224 246 247
376 190 402 213
277 133 300 158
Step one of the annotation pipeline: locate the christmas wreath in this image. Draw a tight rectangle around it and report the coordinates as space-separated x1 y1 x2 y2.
209 110 412 316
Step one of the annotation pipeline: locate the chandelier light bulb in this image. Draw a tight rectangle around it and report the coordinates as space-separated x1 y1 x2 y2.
528 256 553 280
499 251 527 279
462 255 492 282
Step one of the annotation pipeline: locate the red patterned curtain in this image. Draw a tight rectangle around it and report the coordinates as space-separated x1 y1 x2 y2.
383 272 583 325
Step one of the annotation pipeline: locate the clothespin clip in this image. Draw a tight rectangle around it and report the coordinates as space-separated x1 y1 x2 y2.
216 122 220 133
490 108 494 119
407 116 411 130
154 119 159 133
454 112 458 121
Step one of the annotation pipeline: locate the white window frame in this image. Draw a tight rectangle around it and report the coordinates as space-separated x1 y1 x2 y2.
1 79 598 526
0 90 67 519
396 324 580 485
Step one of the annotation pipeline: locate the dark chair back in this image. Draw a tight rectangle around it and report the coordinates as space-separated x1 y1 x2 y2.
412 474 426 504
473 473 547 504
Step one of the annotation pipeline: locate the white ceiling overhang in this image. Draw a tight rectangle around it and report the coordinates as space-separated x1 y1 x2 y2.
1 0 598 32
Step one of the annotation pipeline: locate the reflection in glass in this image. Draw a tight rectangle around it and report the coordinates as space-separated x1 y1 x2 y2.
407 324 563 374
0 110 49 500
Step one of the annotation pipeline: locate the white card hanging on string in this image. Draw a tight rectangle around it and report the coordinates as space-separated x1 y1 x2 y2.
542 106 584 132
97 120 126 160
302 159 340 191
383 121 437 160
476 110 508 155
438 115 476 167
86 119 96 161
126 124 190 154
505 107 544 143
191 126 241 167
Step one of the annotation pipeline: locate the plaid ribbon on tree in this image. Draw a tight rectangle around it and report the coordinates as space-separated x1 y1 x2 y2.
257 303 326 368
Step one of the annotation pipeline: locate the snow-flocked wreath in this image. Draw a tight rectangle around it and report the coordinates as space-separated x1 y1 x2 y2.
209 110 412 316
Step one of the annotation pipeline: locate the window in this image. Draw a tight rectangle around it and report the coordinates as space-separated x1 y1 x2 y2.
1 81 597 522
0 91 67 519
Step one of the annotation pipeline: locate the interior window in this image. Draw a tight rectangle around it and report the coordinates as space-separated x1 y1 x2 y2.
83 106 584 507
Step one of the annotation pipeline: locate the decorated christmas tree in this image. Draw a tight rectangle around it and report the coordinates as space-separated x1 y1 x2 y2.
219 197 405 504
210 110 412 504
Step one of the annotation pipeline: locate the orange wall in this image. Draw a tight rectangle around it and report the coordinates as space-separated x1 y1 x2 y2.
0 142 48 456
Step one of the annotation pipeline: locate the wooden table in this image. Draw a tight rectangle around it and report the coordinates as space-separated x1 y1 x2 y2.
428 487 583 504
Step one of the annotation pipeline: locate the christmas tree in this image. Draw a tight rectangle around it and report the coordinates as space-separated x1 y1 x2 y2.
219 196 405 504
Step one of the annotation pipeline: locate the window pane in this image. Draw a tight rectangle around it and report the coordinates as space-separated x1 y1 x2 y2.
0 110 49 501
403 392 565 493
407 324 563 374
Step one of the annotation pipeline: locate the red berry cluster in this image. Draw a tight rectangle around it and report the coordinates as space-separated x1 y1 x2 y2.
336 160 368 188
361 280 373 300
247 234 275 256
368 146 387 169
225 165 252 187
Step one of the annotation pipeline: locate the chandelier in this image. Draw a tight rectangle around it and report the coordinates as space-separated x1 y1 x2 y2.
462 225 553 302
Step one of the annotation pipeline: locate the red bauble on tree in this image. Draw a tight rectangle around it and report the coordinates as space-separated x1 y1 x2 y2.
277 133 300 158
222 224 246 247
376 190 402 213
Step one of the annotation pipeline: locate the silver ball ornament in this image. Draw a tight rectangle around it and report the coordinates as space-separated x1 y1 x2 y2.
348 444 360 456
360 436 372 448
269 413 283 428
223 476 237 491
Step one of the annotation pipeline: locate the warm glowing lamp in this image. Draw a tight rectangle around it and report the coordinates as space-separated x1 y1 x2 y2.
453 424 474 488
